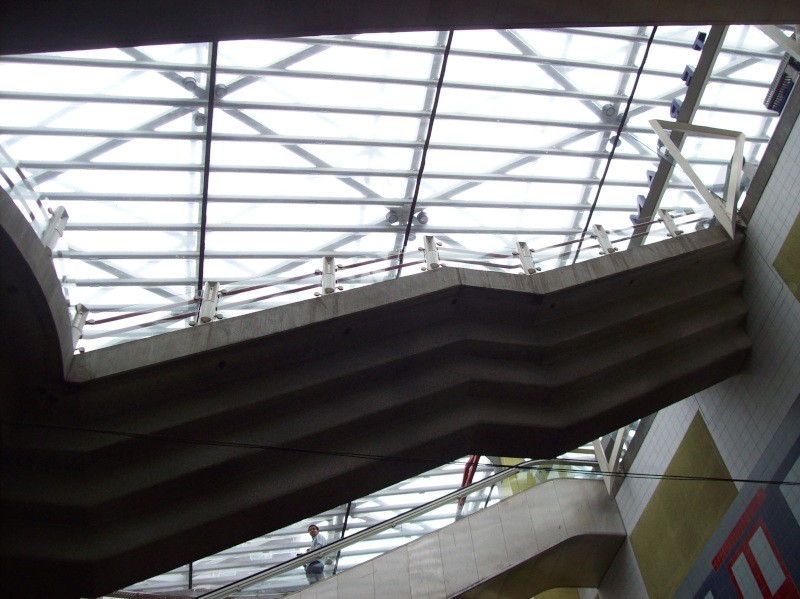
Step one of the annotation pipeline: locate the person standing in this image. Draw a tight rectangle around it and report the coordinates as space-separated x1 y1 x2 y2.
302 524 327 584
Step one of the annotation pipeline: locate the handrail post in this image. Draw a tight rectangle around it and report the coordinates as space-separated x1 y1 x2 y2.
592 224 618 255
41 205 68 255
315 256 342 296
197 282 221 324
420 235 442 270
593 425 629 494
513 241 541 274
658 209 684 237
71 303 88 347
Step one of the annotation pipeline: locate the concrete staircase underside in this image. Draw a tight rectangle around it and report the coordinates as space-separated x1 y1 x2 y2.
1 190 750 598
290 478 626 599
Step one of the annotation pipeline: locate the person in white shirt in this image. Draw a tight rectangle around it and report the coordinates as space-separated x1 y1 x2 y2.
301 524 327 584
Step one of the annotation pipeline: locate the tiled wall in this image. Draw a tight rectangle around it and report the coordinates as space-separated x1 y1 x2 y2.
599 110 800 597
614 400 700 526
783 441 800 525
677 400 800 597
701 110 800 485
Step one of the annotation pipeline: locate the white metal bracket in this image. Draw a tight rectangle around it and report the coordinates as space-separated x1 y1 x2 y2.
592 224 617 255
593 425 629 494
513 241 541 274
41 206 69 255
649 119 745 238
197 281 221 323
658 209 684 237
315 256 342 296
419 235 442 270
71 303 88 347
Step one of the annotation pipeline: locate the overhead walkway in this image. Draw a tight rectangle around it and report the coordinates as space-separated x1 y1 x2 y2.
1 188 749 598
287 478 626 599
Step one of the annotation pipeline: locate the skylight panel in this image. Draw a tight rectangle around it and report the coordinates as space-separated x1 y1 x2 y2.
36 168 201 195
1 23 788 350
216 39 312 68
351 31 442 46
515 27 640 64
0 135 102 162
284 43 436 79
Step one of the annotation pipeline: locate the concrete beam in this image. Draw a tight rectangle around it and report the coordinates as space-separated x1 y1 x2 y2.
2 0 800 56
1 195 750 596
0 188 74 389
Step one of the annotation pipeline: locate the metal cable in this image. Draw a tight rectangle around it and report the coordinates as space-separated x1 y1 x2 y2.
572 27 658 264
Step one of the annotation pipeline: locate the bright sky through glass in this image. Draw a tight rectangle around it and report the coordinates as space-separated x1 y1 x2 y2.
0 25 786 350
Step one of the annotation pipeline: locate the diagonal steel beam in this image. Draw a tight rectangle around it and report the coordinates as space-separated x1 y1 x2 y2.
498 30 608 121
624 30 782 241
31 42 350 302
119 38 405 286
221 110 383 198
122 40 389 283
423 32 719 204
627 25 726 249
24 43 336 186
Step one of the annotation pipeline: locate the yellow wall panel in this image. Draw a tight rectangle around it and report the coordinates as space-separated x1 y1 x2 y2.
630 412 737 598
774 211 800 303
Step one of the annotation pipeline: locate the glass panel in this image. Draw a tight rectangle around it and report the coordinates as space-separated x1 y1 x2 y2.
0 42 210 352
1 25 787 350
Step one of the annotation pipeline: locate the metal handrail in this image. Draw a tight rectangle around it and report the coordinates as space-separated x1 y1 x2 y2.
197 458 598 599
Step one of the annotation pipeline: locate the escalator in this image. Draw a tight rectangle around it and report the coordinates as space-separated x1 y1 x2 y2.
185 460 626 599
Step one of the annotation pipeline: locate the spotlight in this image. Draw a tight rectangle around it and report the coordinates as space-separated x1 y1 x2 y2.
386 210 399 224
601 103 617 121
193 112 207 127
215 84 228 99
416 211 429 225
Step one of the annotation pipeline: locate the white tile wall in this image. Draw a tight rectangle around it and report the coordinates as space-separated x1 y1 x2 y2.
599 110 800 597
595 540 648 599
749 527 785 594
781 453 800 527
702 111 800 485
614 400 699 526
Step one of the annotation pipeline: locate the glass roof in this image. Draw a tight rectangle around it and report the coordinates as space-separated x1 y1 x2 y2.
0 25 787 351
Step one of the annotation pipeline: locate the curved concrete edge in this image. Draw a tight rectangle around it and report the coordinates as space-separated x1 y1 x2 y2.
68 225 738 382
0 188 74 381
291 478 625 599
